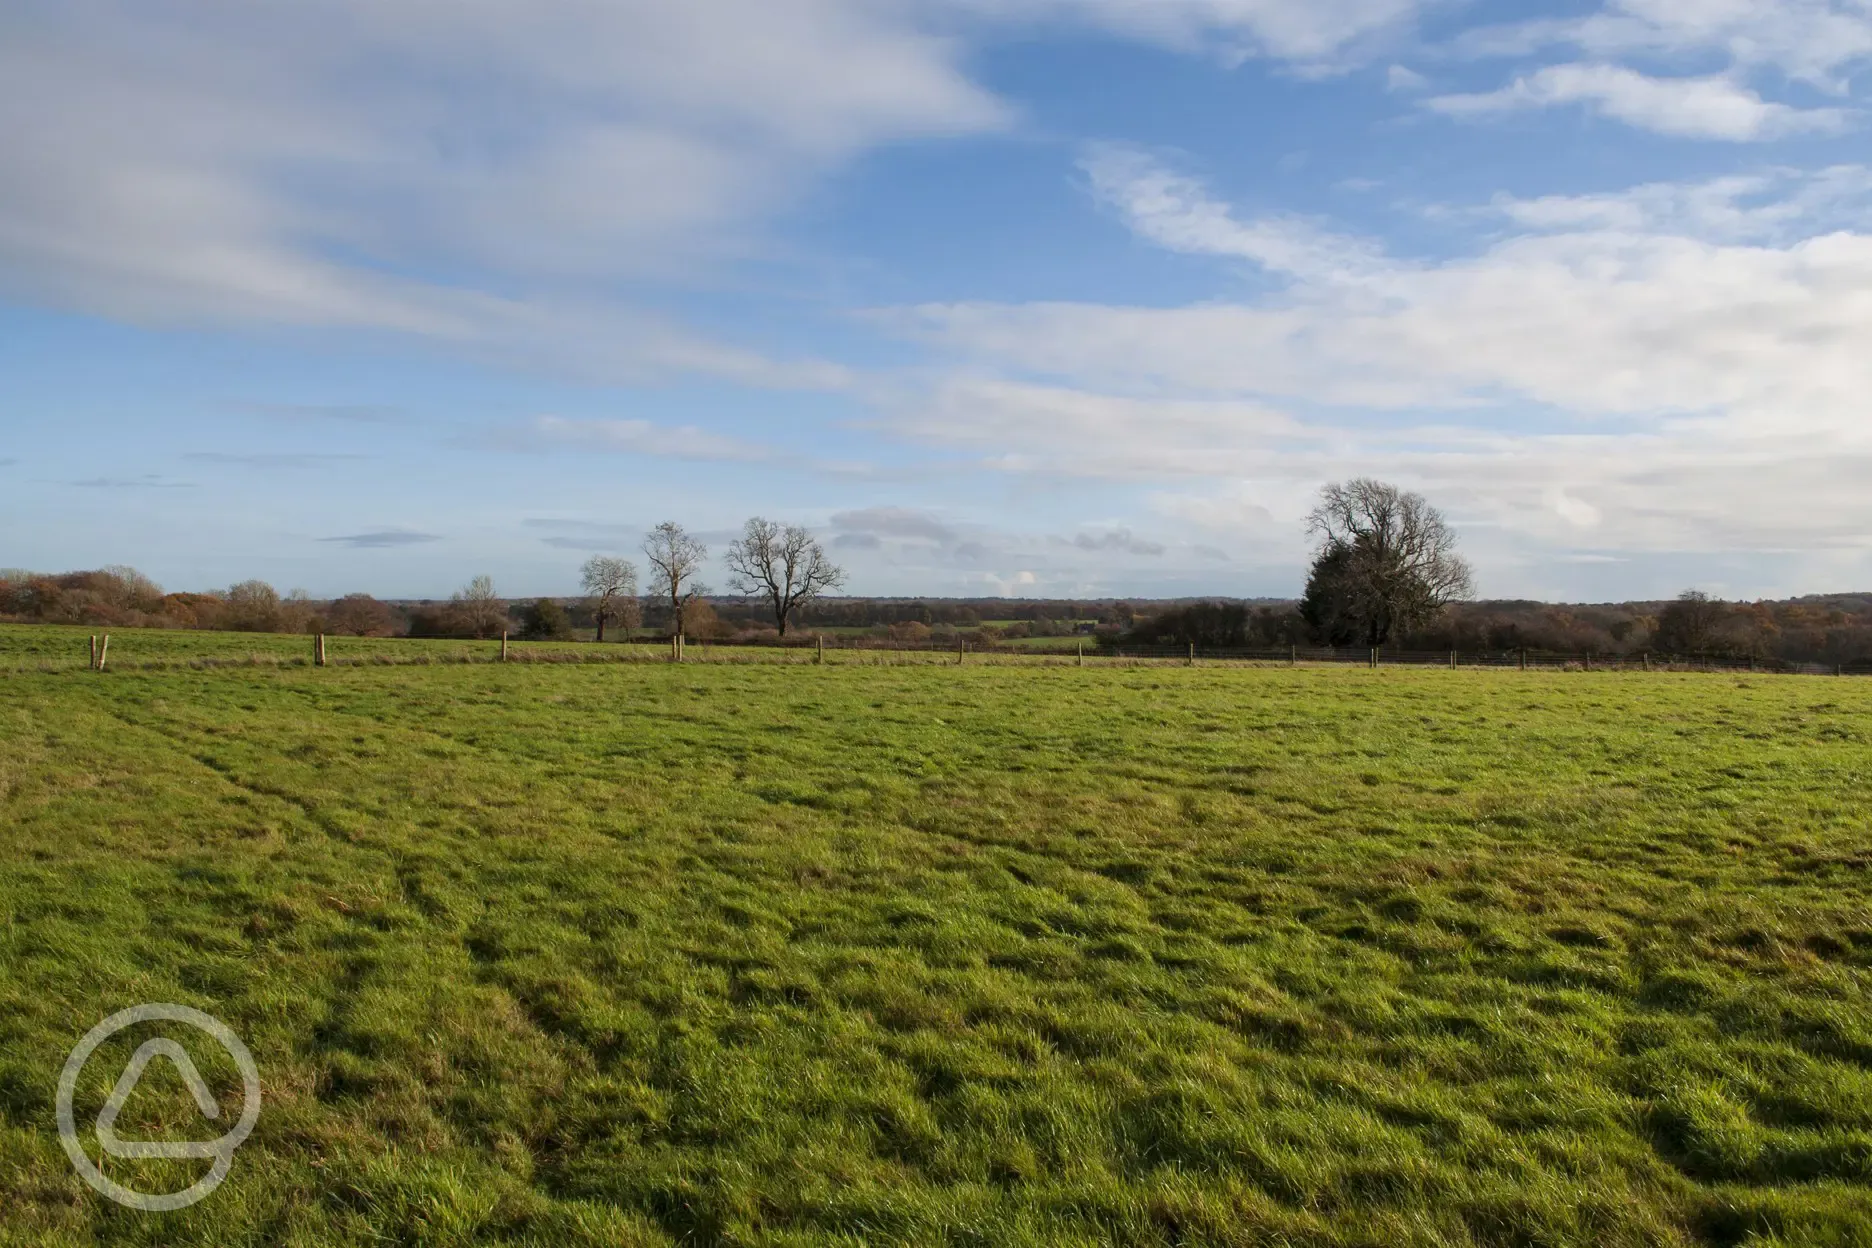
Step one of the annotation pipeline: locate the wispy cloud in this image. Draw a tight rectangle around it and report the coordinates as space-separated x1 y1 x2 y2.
0 1 1005 387
829 506 999 562
831 506 959 545
966 0 1435 70
1427 64 1852 141
1080 143 1393 280
875 376 1308 480
1483 166 1872 242
900 151 1872 432
522 518 643 554
319 528 440 548
883 153 1872 586
1451 1 1872 91
1061 528 1166 556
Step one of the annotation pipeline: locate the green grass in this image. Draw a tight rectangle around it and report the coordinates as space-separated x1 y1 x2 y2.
3 650 1871 1245
0 623 645 672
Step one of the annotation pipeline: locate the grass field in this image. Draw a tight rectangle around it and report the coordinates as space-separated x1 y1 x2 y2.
0 624 650 672
0 624 1078 672
3 645 1872 1245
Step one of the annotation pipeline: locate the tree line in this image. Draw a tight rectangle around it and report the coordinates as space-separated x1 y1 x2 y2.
7 486 1872 664
0 518 848 642
1119 481 1872 664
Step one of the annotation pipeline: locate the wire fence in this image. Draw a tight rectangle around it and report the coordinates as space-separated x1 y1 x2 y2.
8 625 1872 677
744 633 1872 675
1089 644 1872 675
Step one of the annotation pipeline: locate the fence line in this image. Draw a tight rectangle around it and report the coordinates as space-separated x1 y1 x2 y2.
1091 644 1870 676
7 627 1872 677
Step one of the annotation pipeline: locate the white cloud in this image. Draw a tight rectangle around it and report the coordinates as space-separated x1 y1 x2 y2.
1387 64 1431 91
900 153 1872 429
1487 166 1872 241
1547 487 1603 529
1456 0 1872 91
980 569 1041 595
1080 144 1395 279
878 152 1872 570
871 376 1312 478
832 506 963 545
0 0 1446 385
0 0 1006 380
1063 528 1167 555
1427 63 1851 140
972 0 1432 67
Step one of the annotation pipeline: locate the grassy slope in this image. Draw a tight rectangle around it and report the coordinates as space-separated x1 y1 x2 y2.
2 660 1871 1246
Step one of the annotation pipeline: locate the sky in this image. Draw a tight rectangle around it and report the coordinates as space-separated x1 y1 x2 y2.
3 0 1871 602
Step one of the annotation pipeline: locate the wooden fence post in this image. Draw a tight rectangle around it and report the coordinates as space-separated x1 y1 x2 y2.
315 633 326 667
1519 648 1526 672
1289 644 1296 666
1187 642 1195 667
1370 647 1378 670
1449 649 1456 670
1077 641 1084 667
1643 652 1651 672
816 635 824 665
678 633 686 663
500 631 509 662
958 638 965 665
1585 652 1592 672
97 634 109 671
89 635 98 670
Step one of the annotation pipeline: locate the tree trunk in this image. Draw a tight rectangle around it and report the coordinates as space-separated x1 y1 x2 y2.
595 607 607 644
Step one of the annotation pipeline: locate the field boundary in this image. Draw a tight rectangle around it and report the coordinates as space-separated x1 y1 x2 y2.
6 624 1872 678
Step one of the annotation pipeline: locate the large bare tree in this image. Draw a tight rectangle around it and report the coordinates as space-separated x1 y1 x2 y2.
220 579 283 632
642 522 708 637
723 517 846 637
1301 479 1472 647
579 555 640 643
452 573 507 638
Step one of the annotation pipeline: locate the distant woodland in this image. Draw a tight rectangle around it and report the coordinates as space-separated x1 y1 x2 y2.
6 565 1871 666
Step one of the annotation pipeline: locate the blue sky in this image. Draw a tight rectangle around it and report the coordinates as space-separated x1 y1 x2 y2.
4 0 1871 601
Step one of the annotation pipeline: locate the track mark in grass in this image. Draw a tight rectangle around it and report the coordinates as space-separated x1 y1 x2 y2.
7 657 1872 1243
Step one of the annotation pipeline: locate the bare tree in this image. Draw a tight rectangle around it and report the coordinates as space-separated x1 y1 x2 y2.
579 555 641 643
279 588 320 634
452 573 507 638
642 522 708 637
1301 479 1473 647
723 517 846 636
221 579 283 632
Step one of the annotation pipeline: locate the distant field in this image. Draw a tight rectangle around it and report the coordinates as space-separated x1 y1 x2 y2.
0 623 1092 670
3 658 1871 1245
0 623 650 670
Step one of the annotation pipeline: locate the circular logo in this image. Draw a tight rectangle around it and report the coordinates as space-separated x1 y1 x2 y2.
57 1003 261 1211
